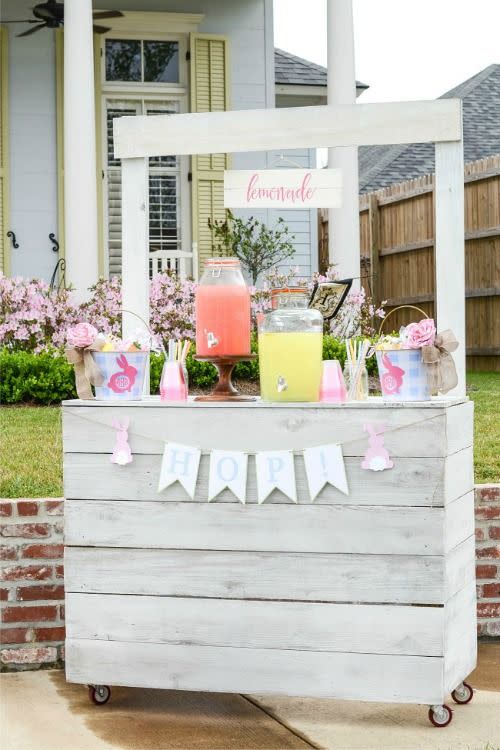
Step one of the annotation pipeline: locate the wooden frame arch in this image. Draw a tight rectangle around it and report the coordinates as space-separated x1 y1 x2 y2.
114 98 465 396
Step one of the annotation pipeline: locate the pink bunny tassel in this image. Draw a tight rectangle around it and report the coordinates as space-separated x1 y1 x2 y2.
111 418 133 466
361 423 394 472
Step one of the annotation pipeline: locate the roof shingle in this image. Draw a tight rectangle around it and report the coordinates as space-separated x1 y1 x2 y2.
275 48 368 89
359 64 500 193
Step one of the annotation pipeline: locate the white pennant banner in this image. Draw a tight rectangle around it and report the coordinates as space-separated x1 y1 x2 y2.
158 442 201 499
303 443 349 501
208 450 248 504
255 450 297 504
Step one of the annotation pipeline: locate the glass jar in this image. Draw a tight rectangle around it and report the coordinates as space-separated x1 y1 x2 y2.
258 288 323 402
343 361 369 401
195 258 251 356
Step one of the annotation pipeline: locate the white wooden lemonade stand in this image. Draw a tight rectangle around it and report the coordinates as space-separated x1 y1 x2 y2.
63 98 476 727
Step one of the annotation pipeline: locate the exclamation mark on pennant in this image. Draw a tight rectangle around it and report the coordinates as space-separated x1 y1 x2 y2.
320 450 328 479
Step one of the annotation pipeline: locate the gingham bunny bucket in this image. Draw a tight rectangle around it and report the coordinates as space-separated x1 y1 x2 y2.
91 309 154 401
376 305 431 402
92 350 149 401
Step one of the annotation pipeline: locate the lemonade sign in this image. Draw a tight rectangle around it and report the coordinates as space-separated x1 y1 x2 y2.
224 168 342 209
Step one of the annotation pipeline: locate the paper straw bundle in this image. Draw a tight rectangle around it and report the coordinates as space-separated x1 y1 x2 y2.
167 339 191 364
345 338 372 400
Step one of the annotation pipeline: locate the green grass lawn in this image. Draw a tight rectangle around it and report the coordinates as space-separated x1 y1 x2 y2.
0 372 498 498
0 405 62 498
466 372 500 483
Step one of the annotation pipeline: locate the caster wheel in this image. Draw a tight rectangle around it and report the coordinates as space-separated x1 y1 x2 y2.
451 681 473 704
428 704 452 727
88 685 111 705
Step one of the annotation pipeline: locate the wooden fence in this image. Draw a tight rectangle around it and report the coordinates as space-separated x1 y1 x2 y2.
319 154 500 371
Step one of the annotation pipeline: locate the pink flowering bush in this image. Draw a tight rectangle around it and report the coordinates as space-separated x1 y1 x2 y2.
150 272 196 341
79 277 121 337
0 275 80 353
330 285 387 339
1 266 386 354
0 272 198 354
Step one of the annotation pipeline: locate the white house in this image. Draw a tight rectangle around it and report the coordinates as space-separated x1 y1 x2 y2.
0 0 367 289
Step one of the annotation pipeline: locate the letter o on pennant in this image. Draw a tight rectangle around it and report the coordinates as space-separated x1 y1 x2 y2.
217 456 238 483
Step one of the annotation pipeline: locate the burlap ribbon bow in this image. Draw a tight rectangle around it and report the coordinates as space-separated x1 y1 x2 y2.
421 330 459 394
65 342 105 400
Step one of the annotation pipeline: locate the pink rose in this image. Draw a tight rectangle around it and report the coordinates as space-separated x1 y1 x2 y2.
405 319 436 349
66 322 98 348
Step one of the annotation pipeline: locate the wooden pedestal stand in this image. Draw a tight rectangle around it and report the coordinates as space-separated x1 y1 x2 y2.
194 355 257 402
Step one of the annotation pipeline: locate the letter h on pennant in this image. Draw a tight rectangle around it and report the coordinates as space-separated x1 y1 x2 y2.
158 442 201 499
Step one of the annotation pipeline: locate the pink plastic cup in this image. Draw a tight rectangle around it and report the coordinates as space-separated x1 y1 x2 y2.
319 360 347 403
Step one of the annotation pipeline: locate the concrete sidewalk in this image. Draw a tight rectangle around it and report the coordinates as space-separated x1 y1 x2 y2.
1 644 499 750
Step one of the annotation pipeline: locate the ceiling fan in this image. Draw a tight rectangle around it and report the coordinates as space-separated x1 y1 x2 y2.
3 1 123 37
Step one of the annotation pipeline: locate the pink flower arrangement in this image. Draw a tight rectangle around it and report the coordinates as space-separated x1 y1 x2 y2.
377 318 437 351
404 319 436 349
66 322 98 348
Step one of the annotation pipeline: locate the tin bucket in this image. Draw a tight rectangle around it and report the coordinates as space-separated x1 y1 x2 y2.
376 349 430 401
91 351 148 400
376 304 432 401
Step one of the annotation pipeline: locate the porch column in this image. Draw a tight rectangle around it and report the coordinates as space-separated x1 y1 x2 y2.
327 0 360 286
63 0 99 301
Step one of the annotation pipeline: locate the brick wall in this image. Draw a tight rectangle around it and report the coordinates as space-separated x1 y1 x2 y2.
1 499 65 670
1 486 499 670
475 484 500 637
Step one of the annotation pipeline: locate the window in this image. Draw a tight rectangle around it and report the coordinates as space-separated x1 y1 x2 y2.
105 39 179 83
105 100 183 277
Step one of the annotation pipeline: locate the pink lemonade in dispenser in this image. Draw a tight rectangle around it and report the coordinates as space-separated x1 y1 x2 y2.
195 258 251 356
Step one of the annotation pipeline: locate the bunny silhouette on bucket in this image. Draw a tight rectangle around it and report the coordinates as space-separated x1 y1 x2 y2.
380 353 405 395
111 418 133 466
362 423 394 472
107 354 138 394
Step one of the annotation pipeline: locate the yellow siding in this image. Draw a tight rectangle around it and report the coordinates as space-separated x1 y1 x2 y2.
190 34 230 274
0 27 9 274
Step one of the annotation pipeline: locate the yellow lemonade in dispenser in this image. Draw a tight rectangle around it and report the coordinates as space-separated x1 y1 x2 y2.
258 288 323 402
259 331 323 401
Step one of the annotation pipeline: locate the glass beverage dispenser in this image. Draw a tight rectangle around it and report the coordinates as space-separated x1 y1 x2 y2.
195 258 251 356
258 288 323 402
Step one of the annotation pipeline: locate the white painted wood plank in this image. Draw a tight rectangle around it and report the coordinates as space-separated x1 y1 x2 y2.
435 139 466 397
444 492 475 553
65 499 445 555
63 448 472 506
113 99 462 159
66 593 444 657
121 157 150 394
444 446 474 504
445 536 476 600
64 547 445 604
62 405 451 456
62 396 468 408
444 581 477 693
445 401 473 454
65 639 445 704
